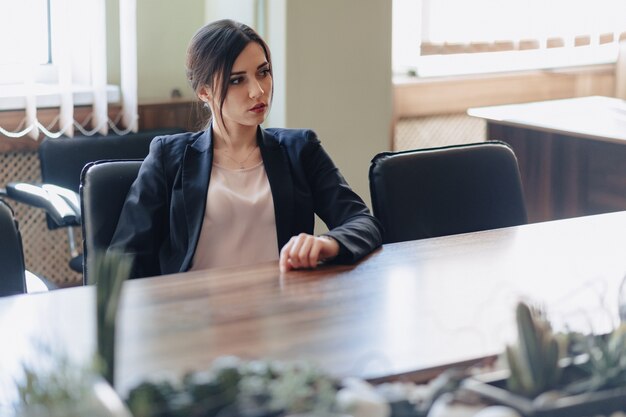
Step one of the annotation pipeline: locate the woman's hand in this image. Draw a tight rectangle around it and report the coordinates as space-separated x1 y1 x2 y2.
279 233 340 272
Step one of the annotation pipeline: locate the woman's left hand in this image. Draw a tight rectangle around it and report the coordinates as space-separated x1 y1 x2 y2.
279 233 340 272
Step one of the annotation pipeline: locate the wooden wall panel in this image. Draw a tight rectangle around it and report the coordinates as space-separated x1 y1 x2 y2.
138 99 203 132
394 65 615 119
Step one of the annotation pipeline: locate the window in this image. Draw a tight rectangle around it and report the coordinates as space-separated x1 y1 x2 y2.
393 0 626 77
0 0 136 139
0 0 50 65
0 0 51 84
0 0 118 111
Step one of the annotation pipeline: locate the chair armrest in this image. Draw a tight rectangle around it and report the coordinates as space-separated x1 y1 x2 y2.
5 182 79 226
42 184 81 222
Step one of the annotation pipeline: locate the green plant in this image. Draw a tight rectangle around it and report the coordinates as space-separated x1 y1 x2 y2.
93 250 134 387
16 346 94 409
505 301 562 398
125 357 340 417
566 324 626 394
14 344 132 417
465 301 626 416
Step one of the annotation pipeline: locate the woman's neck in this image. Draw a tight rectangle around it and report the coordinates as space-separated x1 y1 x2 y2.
211 120 257 151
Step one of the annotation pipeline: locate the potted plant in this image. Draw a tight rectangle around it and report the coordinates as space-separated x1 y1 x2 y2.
124 356 347 417
463 301 626 417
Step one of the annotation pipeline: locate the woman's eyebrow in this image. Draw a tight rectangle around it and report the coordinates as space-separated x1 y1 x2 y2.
230 62 269 76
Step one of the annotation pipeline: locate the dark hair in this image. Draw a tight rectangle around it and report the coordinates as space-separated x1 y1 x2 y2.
186 19 272 129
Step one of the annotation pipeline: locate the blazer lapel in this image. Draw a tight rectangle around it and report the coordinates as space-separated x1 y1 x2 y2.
259 128 294 250
181 129 213 270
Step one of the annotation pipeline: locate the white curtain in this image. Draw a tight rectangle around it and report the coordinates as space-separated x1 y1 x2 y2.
119 0 138 133
0 0 138 139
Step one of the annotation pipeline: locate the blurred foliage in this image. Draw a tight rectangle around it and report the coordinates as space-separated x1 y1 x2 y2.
125 357 339 417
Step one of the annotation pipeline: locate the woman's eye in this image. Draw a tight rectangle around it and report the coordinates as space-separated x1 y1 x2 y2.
230 77 243 85
259 68 271 77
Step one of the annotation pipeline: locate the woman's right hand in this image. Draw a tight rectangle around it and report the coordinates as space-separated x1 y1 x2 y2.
279 233 339 273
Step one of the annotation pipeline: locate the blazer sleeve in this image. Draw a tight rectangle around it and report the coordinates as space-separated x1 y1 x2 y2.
300 131 382 263
107 137 169 278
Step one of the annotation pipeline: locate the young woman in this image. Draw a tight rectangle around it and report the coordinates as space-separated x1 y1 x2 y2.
108 19 382 278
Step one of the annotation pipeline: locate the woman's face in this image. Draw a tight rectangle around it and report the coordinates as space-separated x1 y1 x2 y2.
205 42 272 132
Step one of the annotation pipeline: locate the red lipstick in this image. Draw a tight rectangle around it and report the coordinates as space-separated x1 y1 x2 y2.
250 103 266 113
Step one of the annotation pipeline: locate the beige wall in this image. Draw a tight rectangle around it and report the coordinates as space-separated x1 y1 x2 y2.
282 0 393 205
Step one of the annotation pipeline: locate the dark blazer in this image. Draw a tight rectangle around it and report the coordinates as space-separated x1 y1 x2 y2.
108 127 382 278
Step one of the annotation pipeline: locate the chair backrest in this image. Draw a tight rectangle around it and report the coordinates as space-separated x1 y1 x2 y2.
39 128 184 229
0 200 26 296
369 141 528 244
80 160 143 284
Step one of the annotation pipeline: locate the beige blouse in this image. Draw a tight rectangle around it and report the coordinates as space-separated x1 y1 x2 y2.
189 160 279 271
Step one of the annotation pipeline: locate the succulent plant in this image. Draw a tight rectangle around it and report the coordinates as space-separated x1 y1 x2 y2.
505 301 562 398
566 323 626 394
125 357 340 417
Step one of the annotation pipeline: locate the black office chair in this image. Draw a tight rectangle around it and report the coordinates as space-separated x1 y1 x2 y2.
80 160 143 284
0 199 26 296
0 199 54 296
2 128 184 274
369 141 528 244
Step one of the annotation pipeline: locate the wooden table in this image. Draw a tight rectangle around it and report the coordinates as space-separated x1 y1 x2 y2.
3 211 626 408
468 96 626 223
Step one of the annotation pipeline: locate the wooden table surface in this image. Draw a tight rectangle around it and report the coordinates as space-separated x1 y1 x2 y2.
3 211 626 407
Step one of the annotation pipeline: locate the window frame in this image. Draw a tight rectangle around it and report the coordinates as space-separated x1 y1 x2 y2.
393 0 625 78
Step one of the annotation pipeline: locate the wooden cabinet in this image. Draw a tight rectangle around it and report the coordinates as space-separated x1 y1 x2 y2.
470 96 626 223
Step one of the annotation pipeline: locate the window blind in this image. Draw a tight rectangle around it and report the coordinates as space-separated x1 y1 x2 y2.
0 0 138 139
